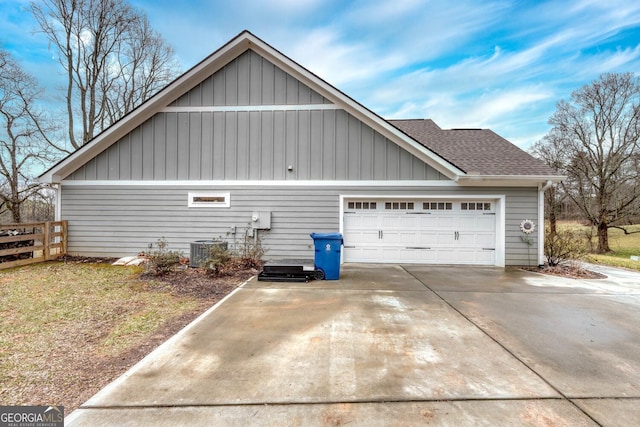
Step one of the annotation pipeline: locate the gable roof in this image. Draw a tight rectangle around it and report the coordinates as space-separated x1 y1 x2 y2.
390 119 559 177
39 30 562 186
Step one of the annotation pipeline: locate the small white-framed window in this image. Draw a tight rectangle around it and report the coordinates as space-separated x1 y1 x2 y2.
188 191 230 208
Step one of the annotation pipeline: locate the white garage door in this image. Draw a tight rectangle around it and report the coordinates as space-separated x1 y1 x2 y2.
343 199 496 265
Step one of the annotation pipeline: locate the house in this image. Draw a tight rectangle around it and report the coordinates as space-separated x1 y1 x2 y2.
39 31 563 266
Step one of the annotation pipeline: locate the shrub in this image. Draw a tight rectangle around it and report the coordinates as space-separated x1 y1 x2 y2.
201 242 236 276
544 226 586 266
201 228 266 276
237 228 265 269
145 238 183 276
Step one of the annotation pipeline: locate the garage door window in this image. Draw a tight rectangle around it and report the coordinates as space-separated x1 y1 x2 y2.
385 202 414 210
462 202 492 211
347 201 377 210
423 202 452 210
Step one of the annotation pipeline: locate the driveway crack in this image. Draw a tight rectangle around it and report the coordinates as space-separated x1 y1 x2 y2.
401 266 603 427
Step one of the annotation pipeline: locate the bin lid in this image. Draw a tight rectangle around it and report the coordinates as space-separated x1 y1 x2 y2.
310 232 343 240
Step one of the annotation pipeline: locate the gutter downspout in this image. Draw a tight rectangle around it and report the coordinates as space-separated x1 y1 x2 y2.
54 184 62 222
538 180 553 266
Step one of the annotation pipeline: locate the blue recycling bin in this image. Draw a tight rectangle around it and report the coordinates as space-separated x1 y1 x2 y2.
310 232 344 280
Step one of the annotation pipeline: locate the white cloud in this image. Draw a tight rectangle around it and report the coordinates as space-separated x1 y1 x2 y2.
286 28 406 86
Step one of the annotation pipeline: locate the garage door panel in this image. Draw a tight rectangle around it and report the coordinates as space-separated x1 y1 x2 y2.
382 215 418 228
475 250 496 263
384 231 418 244
418 216 440 228
435 249 456 263
345 230 381 245
476 215 496 229
458 215 495 231
344 246 380 262
458 231 494 247
417 231 438 246
455 249 482 263
436 216 455 227
344 214 377 228
343 199 497 265
436 233 455 246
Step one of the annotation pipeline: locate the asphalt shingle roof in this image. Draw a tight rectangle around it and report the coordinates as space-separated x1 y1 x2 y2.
389 119 558 176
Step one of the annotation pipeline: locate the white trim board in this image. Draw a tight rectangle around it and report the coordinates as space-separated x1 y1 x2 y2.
60 179 460 187
162 104 341 112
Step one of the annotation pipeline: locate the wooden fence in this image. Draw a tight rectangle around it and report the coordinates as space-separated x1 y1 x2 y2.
0 221 68 270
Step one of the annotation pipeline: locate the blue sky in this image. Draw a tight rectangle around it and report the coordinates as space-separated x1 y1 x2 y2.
1 0 640 149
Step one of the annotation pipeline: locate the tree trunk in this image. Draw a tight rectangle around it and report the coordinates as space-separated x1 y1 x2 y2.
597 222 610 253
12 205 20 223
548 187 557 235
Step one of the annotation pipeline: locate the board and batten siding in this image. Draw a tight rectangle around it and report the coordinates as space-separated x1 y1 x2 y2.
64 48 448 183
65 109 447 182
170 50 333 107
60 185 540 265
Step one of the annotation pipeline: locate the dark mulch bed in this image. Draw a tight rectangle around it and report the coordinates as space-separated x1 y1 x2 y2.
140 267 257 299
520 264 607 279
59 254 120 264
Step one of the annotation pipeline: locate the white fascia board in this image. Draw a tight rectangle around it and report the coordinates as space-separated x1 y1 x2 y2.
456 175 566 187
59 179 460 187
161 104 341 112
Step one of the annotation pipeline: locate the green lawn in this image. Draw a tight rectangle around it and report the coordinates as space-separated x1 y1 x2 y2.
558 222 640 271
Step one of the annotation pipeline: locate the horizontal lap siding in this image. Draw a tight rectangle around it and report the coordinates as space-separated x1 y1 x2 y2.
62 186 337 259
505 188 540 265
61 185 539 265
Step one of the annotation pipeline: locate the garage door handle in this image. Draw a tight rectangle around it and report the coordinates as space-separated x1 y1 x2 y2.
482 248 495 251
406 246 431 250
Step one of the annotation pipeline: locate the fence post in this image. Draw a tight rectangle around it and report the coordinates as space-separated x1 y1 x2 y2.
62 220 68 255
44 221 51 260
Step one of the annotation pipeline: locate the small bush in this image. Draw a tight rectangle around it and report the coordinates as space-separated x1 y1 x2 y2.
201 228 266 276
237 229 265 269
544 227 586 266
144 238 183 276
201 243 236 276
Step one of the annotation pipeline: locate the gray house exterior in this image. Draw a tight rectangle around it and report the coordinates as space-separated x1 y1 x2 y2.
40 31 563 266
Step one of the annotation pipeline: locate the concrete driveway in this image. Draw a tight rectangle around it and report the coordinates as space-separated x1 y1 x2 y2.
67 264 640 426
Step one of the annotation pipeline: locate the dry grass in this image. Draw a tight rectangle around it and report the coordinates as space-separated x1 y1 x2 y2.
0 259 250 412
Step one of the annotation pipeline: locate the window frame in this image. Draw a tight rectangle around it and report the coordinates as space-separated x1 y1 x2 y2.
187 191 231 208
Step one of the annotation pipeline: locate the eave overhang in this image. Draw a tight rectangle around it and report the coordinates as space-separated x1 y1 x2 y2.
456 174 566 187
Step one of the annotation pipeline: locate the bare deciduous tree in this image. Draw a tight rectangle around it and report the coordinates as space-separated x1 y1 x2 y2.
547 72 640 253
0 50 57 223
531 129 570 235
31 0 180 151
